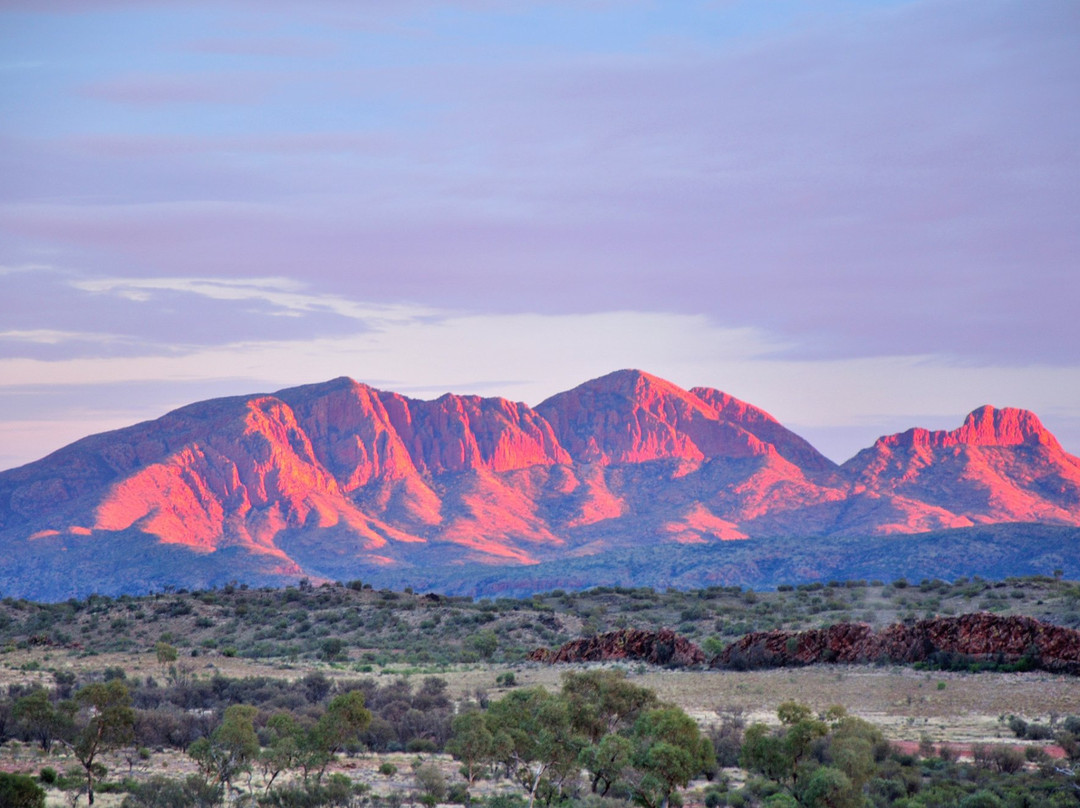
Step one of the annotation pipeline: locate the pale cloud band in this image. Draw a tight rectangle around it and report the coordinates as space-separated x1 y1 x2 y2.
2 287 1078 470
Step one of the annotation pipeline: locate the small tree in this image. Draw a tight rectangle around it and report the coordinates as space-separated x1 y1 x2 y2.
485 687 582 808
72 680 136 805
562 669 659 743
581 732 633 797
260 712 303 792
13 689 71 752
155 641 178 669
741 703 880 808
414 762 447 806
447 710 494 784
301 690 372 782
470 630 499 661
189 704 260 795
321 638 347 661
627 707 714 808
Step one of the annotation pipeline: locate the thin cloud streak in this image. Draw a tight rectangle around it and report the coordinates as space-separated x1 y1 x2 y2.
72 276 441 323
1 307 1077 467
0 329 130 345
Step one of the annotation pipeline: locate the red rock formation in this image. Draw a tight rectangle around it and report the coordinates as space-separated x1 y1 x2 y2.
378 391 570 474
714 614 1080 675
1 370 1079 598
842 406 1080 531
536 370 773 465
529 628 706 667
690 387 835 473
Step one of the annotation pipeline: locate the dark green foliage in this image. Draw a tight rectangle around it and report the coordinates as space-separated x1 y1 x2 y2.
257 774 356 807
445 675 713 808
320 638 347 661
628 707 715 808
446 711 493 784
120 775 222 808
13 687 71 751
0 772 45 808
736 704 1080 808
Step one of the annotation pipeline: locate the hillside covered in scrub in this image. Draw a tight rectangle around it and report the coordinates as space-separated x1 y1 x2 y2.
1 575 1077 668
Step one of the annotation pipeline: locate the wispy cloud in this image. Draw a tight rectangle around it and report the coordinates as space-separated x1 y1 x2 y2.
0 304 1075 417
71 276 440 323
0 263 57 276
0 329 128 345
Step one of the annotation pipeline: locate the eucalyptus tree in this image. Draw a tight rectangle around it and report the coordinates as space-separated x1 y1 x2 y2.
485 686 584 808
72 680 136 805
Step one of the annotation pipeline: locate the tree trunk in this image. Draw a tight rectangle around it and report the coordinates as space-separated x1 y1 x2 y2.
526 761 547 808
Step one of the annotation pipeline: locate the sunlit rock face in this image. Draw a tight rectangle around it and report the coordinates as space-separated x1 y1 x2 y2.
843 404 1080 527
2 369 1079 598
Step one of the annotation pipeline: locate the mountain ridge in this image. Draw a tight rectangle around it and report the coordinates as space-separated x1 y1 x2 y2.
1 369 1078 600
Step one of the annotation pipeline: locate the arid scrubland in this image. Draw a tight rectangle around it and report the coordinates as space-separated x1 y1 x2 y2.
0 576 1077 806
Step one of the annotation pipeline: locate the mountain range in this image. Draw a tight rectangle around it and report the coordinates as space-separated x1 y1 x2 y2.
1 369 1078 600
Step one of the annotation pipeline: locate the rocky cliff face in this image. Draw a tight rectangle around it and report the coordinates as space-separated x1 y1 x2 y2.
1 369 1078 599
715 613 1080 676
528 614 1080 676
529 628 706 667
843 405 1080 528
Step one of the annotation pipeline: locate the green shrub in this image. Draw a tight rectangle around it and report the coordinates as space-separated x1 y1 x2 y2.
0 772 45 808
959 791 1005 808
447 783 470 804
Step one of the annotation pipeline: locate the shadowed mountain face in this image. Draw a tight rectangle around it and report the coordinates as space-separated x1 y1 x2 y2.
1 370 1078 600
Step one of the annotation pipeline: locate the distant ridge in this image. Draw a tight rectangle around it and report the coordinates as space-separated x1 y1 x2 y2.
1 370 1078 600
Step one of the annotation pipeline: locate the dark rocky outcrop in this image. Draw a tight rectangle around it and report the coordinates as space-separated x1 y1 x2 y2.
529 628 706 667
714 613 1080 675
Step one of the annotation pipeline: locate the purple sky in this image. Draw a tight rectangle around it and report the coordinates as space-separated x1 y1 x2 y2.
2 0 1079 469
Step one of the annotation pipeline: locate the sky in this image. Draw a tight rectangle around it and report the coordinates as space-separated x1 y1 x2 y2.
1 0 1078 470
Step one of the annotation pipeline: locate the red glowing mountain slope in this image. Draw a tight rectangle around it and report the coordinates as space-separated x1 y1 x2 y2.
842 405 1080 528
0 370 1077 599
